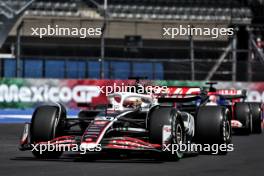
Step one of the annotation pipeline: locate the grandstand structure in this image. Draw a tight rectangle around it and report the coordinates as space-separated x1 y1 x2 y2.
0 0 263 81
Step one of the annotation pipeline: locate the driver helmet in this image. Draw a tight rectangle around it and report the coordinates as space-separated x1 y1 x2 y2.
123 97 142 108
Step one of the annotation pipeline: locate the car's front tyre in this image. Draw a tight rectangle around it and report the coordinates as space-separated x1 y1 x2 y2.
30 104 66 159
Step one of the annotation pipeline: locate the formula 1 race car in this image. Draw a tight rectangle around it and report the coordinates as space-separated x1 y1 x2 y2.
19 86 232 160
204 82 263 134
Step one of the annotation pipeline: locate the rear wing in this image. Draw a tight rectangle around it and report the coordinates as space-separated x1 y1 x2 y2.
159 87 201 97
155 87 201 103
156 87 247 103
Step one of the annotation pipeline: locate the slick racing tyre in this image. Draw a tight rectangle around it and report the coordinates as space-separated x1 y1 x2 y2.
30 104 66 159
148 106 185 160
235 102 252 134
195 106 231 155
248 103 262 134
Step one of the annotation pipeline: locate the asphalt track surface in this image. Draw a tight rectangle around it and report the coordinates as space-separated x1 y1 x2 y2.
0 124 263 176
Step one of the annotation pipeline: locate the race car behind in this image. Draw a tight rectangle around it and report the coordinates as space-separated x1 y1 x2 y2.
205 82 263 134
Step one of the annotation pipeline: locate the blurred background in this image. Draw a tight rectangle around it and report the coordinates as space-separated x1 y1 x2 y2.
0 0 263 81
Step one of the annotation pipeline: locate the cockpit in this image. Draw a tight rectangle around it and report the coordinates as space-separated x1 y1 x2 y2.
107 92 156 111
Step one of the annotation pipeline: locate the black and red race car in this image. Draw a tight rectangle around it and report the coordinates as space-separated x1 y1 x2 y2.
19 87 232 160
204 82 263 134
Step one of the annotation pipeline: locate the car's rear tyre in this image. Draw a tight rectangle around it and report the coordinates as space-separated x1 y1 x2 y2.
249 103 262 134
235 102 252 134
148 106 185 160
31 104 66 159
195 106 231 155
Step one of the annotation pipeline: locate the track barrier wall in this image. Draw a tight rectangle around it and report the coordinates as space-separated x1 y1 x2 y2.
0 78 263 122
